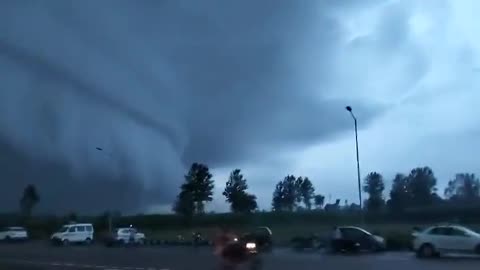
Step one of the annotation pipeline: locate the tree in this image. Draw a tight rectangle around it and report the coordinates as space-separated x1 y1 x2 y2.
271 175 297 211
444 173 480 203
313 194 325 209
387 167 439 212
294 177 304 205
236 193 258 213
173 190 195 217
387 173 411 212
271 182 284 211
223 169 258 213
20 184 39 217
173 163 214 215
363 172 385 212
298 177 315 210
407 166 438 207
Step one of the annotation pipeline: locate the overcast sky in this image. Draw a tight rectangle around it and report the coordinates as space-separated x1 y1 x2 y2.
0 0 479 214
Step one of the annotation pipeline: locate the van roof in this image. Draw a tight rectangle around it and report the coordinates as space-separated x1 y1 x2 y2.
64 223 93 226
7 226 26 230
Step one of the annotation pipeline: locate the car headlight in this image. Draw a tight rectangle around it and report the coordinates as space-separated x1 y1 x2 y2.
233 238 238 242
246 242 256 249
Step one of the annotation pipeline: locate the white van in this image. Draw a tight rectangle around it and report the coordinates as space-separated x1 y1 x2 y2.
50 223 94 245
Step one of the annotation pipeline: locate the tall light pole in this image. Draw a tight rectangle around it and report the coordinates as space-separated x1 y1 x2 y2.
345 106 363 216
96 147 113 233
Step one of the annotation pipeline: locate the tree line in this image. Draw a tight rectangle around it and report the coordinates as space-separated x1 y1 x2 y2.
172 163 480 217
14 164 480 219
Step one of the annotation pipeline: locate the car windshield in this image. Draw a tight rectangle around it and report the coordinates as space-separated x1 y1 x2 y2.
350 227 372 235
57 226 69 233
455 226 480 236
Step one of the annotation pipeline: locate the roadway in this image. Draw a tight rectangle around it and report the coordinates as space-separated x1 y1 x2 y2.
0 242 479 270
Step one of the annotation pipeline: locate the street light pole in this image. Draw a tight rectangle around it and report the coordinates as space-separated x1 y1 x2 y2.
345 106 363 220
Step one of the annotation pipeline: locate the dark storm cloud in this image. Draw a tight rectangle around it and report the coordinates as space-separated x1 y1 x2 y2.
0 0 384 213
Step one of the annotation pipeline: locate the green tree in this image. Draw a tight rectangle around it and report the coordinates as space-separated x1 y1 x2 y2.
294 177 304 205
407 166 438 207
223 169 258 213
20 184 40 217
174 163 214 215
190 163 214 213
444 173 480 202
387 173 411 212
271 175 297 211
298 177 315 210
313 194 325 209
236 194 258 213
271 182 284 211
173 189 195 217
281 175 297 211
363 172 385 212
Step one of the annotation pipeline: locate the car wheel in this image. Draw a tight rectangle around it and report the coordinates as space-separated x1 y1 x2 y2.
417 244 435 258
5 236 11 242
62 239 70 246
85 238 92 245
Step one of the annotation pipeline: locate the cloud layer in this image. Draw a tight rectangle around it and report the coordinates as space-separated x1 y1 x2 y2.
0 0 383 213
4 0 476 213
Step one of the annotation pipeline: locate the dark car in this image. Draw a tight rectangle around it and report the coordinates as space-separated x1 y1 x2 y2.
330 226 386 253
240 226 273 253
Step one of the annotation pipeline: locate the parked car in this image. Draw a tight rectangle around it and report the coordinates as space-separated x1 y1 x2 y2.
330 226 386 253
0 226 28 242
50 223 94 245
105 227 146 246
413 224 480 258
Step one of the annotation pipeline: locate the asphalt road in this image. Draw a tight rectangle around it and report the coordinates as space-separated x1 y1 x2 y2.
0 242 479 270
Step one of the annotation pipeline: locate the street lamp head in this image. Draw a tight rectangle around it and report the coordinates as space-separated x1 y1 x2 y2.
345 106 352 112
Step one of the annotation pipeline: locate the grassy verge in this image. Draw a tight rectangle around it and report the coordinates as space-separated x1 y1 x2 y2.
143 223 480 250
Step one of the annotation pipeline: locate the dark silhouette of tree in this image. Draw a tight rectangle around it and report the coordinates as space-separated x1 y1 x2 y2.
20 184 39 217
313 194 325 209
223 169 257 213
297 177 315 210
363 172 385 212
271 175 297 211
236 194 258 213
387 173 410 212
173 163 214 215
388 167 439 212
407 166 438 207
444 173 480 203
173 190 195 217
271 182 284 211
294 177 304 206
